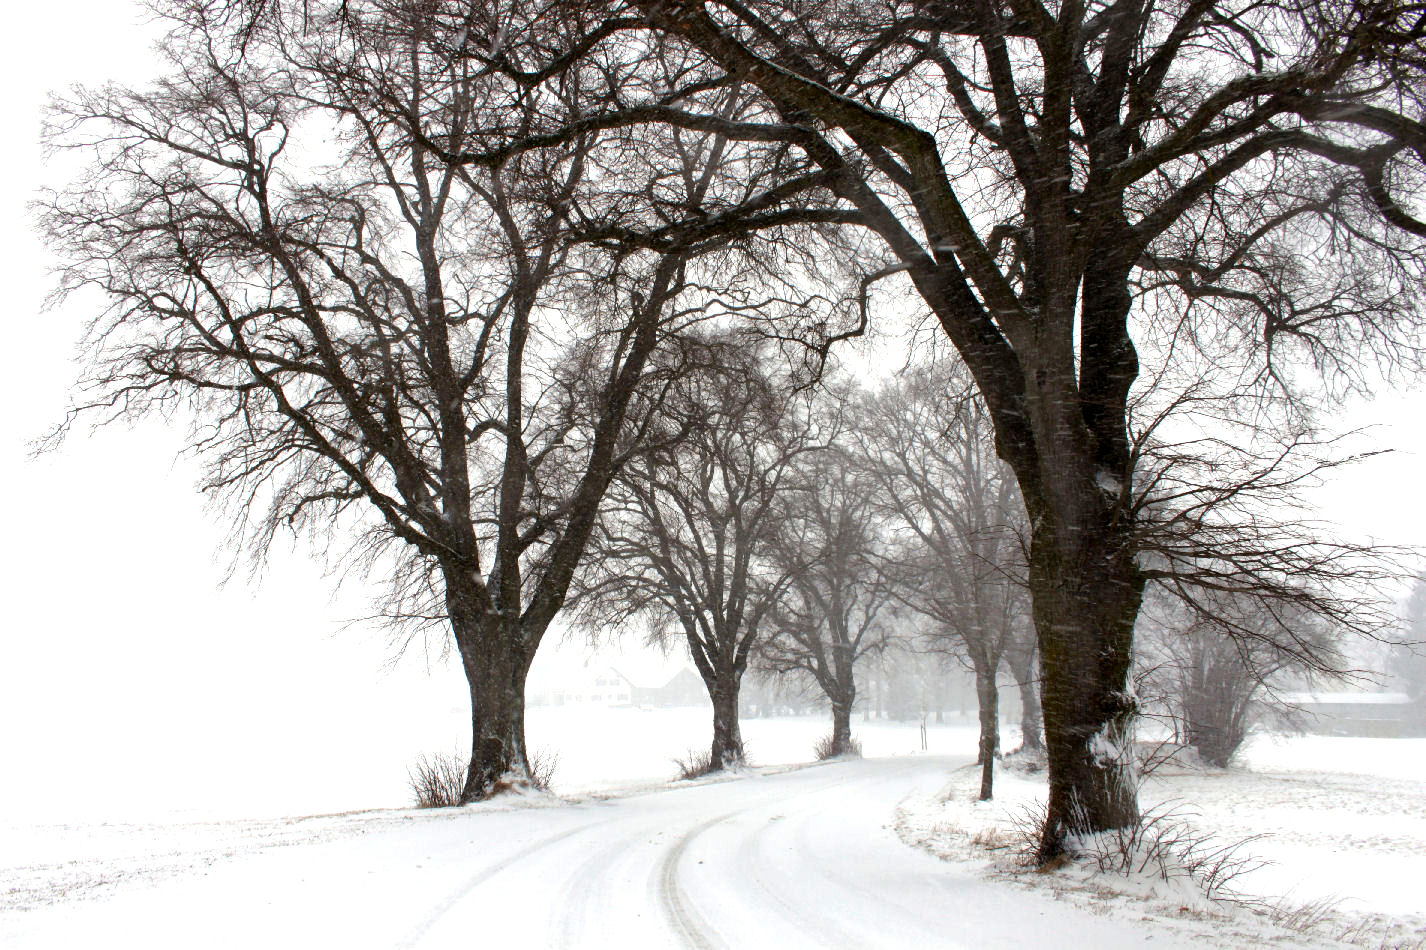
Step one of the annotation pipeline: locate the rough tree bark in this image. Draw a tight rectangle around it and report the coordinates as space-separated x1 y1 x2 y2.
707 667 746 768
1031 529 1143 843
830 691 855 755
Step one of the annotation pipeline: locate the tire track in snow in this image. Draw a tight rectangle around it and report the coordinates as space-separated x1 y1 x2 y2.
729 778 893 948
396 821 593 949
732 811 854 947
551 814 656 949
656 811 737 950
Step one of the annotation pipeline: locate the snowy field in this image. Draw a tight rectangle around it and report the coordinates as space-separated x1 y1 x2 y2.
527 705 978 795
898 731 1426 948
0 707 975 912
3 708 1424 948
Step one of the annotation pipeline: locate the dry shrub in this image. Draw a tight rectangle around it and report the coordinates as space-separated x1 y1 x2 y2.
1001 745 1048 775
1263 895 1343 933
528 749 559 791
673 749 718 780
1012 799 1268 902
411 748 558 805
971 827 1017 851
812 733 864 760
409 752 466 808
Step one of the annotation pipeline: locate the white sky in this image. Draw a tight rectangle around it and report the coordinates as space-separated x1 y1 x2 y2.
1 2 1422 826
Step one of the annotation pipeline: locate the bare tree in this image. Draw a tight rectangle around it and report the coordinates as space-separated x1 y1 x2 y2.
1136 588 1340 767
423 0 1426 854
1109 362 1408 763
1388 573 1426 733
855 363 1033 799
759 434 898 757
38 0 771 801
578 334 823 770
201 0 1426 852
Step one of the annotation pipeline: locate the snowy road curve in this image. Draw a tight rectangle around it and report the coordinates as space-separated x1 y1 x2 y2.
3 757 1195 948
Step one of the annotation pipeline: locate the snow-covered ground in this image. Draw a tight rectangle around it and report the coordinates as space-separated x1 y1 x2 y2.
3 710 1423 948
898 731 1426 948
0 754 1304 949
0 708 974 919
1147 735 1426 921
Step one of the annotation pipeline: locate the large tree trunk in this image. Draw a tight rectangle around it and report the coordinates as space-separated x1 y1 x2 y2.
445 572 533 802
1005 641 1043 752
831 699 853 754
973 657 999 801
1014 254 1143 859
1031 527 1143 859
460 636 533 801
708 671 745 769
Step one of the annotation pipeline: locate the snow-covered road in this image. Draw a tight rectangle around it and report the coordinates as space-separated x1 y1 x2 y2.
4 756 1197 948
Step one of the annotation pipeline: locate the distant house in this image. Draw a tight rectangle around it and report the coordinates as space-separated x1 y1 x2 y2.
528 667 634 707
1278 691 1414 737
630 668 707 708
527 664 710 708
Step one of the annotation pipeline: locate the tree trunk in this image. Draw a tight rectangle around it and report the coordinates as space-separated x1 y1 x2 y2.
708 672 745 769
832 701 852 753
460 639 533 801
1032 529 1143 859
973 659 999 801
1006 643 1043 752
445 571 532 802
829 694 854 756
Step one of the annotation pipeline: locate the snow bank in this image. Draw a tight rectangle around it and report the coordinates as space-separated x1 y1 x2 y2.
896 735 1426 949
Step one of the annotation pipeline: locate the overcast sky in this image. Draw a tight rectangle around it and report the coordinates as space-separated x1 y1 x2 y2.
2 2 1422 826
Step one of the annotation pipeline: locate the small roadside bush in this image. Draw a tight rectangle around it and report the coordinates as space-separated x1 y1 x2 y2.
812 733 863 760
412 749 559 805
1000 745 1047 776
528 749 559 791
409 752 466 808
1011 799 1267 902
674 749 719 780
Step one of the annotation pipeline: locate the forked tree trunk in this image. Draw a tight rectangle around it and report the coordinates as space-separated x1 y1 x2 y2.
973 658 999 801
1017 256 1144 859
1032 529 1143 859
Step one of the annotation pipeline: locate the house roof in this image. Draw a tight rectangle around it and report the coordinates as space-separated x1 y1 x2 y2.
1280 691 1411 706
